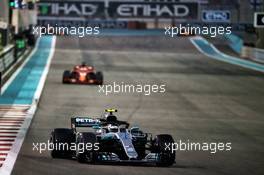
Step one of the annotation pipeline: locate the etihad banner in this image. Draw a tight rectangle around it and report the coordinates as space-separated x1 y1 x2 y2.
37 0 199 21
108 2 198 19
38 1 105 18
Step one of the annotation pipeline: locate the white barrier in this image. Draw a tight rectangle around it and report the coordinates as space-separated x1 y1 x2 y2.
241 46 264 64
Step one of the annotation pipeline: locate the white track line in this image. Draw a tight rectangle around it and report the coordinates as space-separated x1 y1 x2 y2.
0 123 21 126
0 140 15 143
0 113 26 115
0 146 12 149
0 36 56 175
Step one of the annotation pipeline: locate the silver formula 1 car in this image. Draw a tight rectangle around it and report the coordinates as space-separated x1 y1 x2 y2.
49 109 175 166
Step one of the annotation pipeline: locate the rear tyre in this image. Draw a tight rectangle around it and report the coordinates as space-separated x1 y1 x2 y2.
76 152 86 163
50 128 75 158
154 134 175 167
62 70 71 84
96 72 103 85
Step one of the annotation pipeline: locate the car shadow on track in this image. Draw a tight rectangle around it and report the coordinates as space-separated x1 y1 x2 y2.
21 154 206 170
64 157 206 169
91 162 207 169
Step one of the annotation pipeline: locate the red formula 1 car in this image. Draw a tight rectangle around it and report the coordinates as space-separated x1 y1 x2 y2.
62 63 103 85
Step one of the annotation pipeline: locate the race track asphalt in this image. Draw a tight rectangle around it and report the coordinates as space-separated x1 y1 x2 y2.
12 35 264 175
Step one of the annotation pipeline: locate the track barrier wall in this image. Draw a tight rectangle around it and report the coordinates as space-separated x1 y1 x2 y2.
224 34 243 54
242 46 264 64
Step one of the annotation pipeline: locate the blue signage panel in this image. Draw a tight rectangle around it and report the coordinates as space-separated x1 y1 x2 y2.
202 10 231 23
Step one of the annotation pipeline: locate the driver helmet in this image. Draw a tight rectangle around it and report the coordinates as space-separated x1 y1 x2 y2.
81 62 87 67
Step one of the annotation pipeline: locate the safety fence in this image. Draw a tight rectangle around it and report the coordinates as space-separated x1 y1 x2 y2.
0 39 28 73
0 45 15 73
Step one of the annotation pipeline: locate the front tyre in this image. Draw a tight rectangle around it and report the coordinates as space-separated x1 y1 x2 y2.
76 132 97 163
154 134 175 167
76 152 86 163
62 70 71 84
96 72 103 85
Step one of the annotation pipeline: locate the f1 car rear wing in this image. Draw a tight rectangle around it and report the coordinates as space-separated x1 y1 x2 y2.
71 117 100 129
71 109 129 129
